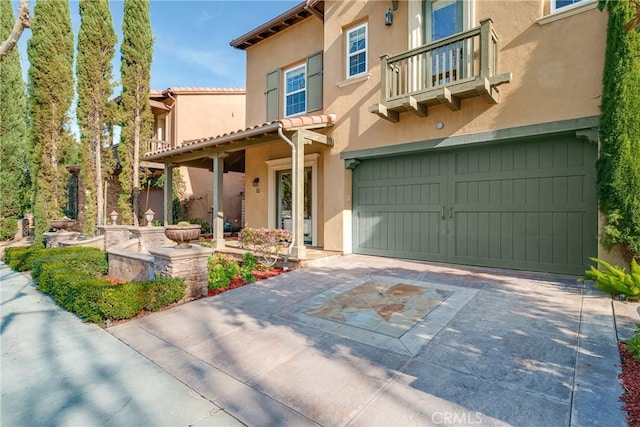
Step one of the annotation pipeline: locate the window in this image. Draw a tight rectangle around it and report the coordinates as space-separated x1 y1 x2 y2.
266 52 322 121
284 64 306 117
551 0 590 13
426 0 462 42
346 23 367 78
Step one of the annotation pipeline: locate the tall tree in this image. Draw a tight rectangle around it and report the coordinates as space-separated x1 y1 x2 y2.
118 0 153 226
76 0 116 236
0 0 29 218
27 0 74 241
597 0 640 261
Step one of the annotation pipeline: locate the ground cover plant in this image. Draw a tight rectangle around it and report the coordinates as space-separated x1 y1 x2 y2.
4 245 185 323
206 252 286 297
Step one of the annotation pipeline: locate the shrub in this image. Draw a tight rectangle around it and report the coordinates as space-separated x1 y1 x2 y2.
240 252 258 283
35 268 110 323
582 257 640 299
0 218 18 241
627 323 640 363
98 282 147 320
187 218 211 234
143 277 186 311
207 254 240 289
596 0 640 261
4 245 103 272
8 245 186 323
31 247 107 282
239 227 291 266
4 245 46 270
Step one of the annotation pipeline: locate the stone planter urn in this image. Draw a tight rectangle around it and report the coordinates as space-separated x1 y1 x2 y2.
164 223 202 249
50 219 75 232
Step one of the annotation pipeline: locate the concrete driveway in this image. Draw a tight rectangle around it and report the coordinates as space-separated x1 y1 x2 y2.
107 254 629 427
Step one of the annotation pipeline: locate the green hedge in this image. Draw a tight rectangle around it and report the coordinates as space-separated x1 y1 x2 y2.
31 247 108 280
4 245 106 273
6 245 186 323
98 277 186 319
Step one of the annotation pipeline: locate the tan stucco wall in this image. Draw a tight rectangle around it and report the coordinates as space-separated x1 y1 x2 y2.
242 0 607 254
160 92 246 225
173 92 245 143
245 17 324 126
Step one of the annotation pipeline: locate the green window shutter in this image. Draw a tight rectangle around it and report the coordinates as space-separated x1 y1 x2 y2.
306 51 323 113
266 69 280 121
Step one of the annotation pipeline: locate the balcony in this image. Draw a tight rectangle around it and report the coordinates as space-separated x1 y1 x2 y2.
369 19 511 123
147 139 171 153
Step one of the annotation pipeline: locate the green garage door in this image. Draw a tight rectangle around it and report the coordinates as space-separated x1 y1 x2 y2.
352 135 598 275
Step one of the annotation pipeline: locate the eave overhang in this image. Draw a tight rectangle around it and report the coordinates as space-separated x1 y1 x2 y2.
230 1 323 50
142 114 336 168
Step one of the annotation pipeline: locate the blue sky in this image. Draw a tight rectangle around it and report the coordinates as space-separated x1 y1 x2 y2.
13 0 300 90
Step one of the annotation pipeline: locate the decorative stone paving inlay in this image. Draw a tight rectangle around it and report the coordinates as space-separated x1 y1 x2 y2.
289 276 478 356
306 281 452 338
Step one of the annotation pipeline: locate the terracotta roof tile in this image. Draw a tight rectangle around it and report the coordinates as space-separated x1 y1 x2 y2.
143 113 335 158
150 87 245 97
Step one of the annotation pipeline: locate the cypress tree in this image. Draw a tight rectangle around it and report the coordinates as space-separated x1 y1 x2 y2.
27 0 74 241
76 0 116 236
597 0 640 260
118 0 153 226
0 0 29 218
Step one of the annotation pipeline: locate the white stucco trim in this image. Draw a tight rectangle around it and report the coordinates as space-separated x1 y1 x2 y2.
538 0 597 25
266 153 319 247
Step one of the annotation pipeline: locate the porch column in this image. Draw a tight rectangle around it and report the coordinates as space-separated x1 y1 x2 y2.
290 132 306 259
211 153 225 249
163 164 173 225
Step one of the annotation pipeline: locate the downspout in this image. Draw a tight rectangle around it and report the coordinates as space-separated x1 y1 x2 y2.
277 125 296 263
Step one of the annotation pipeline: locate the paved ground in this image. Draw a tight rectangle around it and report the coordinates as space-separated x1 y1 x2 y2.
0 263 242 427
2 255 636 426
108 255 631 427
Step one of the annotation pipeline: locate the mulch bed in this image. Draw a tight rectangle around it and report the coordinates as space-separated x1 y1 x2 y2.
207 268 287 297
620 342 640 427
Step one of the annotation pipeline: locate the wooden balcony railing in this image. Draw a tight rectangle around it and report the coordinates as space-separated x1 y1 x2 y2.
369 18 511 122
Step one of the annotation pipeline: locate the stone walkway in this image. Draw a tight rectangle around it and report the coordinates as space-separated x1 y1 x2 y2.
107 255 631 426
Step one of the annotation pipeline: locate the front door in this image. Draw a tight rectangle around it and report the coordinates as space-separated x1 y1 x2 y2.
276 167 312 244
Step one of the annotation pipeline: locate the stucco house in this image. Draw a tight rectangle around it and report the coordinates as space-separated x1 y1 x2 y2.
143 0 609 275
147 87 246 226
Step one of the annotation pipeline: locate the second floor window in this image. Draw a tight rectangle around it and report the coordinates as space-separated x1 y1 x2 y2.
285 64 306 116
347 22 367 78
552 0 590 12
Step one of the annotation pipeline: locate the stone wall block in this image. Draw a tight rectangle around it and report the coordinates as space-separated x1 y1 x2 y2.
148 245 213 301
98 226 132 250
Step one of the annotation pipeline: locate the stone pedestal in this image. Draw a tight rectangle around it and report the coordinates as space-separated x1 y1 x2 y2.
44 231 81 248
98 225 131 249
148 245 213 300
129 226 171 254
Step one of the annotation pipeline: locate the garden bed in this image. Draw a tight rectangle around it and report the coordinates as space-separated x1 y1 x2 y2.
207 267 287 297
620 341 640 427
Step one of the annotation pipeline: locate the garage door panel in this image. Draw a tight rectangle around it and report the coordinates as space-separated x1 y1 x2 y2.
353 137 596 274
